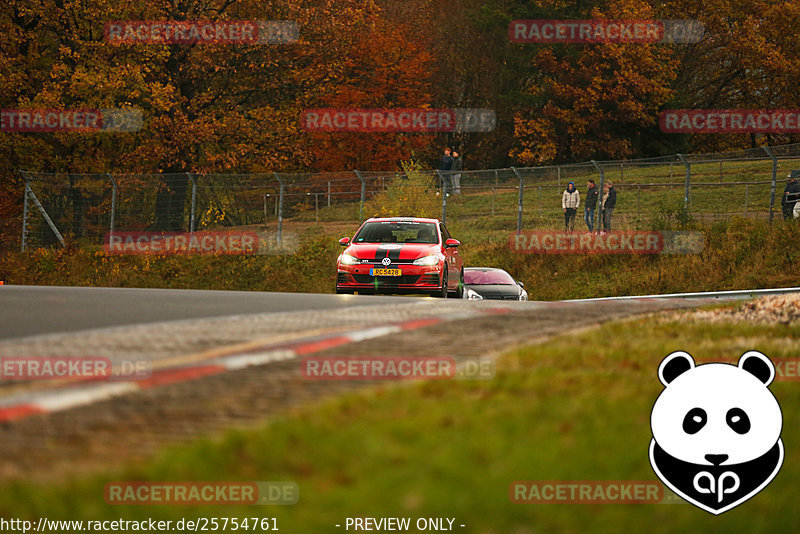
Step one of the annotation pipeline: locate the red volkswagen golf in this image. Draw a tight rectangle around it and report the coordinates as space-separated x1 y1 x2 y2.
336 217 463 297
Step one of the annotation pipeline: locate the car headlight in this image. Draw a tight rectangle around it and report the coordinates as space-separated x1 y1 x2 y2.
412 255 440 266
519 291 528 301
339 253 360 265
465 288 483 300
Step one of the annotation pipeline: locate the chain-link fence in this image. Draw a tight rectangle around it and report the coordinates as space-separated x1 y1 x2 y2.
15 143 800 251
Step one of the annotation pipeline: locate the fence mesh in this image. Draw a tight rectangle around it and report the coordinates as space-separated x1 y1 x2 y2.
15 143 800 251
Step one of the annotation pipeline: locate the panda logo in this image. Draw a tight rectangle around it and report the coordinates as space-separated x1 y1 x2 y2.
649 350 784 515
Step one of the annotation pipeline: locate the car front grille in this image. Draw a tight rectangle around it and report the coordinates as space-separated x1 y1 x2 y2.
352 274 422 285
370 258 418 264
473 292 520 300
337 272 352 284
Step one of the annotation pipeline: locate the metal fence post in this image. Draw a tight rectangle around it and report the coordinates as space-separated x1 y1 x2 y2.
636 183 641 225
27 184 66 248
21 171 30 252
677 154 691 211
354 170 366 218
436 170 447 223
744 183 749 214
274 172 284 245
107 173 117 241
591 160 604 232
511 167 523 234
763 146 777 223
187 172 197 234
538 185 542 219
327 181 331 207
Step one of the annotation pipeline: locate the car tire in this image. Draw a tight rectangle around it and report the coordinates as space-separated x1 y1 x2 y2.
437 268 448 298
450 268 464 298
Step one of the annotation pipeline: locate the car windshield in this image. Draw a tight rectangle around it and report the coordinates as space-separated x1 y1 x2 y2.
353 222 439 244
464 270 516 285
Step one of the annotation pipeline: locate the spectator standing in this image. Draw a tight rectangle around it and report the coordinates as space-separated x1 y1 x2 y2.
782 174 800 219
438 147 453 193
584 179 598 231
451 150 463 194
562 181 580 231
600 181 617 232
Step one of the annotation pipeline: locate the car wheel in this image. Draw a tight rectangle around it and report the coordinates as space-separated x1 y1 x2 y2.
437 268 448 298
450 268 464 298
448 268 464 298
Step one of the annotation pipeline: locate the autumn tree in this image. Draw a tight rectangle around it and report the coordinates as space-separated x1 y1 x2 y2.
511 0 678 165
0 0 435 233
300 10 437 172
656 0 800 152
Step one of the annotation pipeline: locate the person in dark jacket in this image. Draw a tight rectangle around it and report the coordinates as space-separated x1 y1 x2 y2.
438 147 453 194
584 179 598 231
451 150 463 194
438 147 453 172
600 181 617 232
782 174 800 219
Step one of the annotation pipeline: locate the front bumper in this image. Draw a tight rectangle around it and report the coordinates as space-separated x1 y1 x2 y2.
336 263 443 294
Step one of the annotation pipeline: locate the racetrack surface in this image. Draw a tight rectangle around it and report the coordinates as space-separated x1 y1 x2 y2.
0 285 726 482
0 285 404 341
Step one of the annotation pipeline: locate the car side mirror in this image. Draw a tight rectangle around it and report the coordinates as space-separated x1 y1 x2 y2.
339 237 351 246
517 281 525 288
445 238 460 248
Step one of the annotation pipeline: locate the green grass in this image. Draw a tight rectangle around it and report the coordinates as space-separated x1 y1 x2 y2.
234 157 798 230
2 309 799 532
3 217 799 298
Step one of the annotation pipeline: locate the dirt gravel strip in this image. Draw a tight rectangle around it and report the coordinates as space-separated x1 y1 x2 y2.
0 296 713 482
0 310 502 423
671 292 800 324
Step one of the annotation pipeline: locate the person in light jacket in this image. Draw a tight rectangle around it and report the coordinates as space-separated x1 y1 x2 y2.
562 181 580 231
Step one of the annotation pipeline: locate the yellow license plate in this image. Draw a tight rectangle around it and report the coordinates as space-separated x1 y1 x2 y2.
371 268 401 276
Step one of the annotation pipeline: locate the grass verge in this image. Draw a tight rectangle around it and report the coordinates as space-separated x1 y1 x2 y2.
1 217 797 299
1 308 799 533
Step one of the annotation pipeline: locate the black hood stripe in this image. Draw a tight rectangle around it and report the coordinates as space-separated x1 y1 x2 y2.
386 246 403 261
